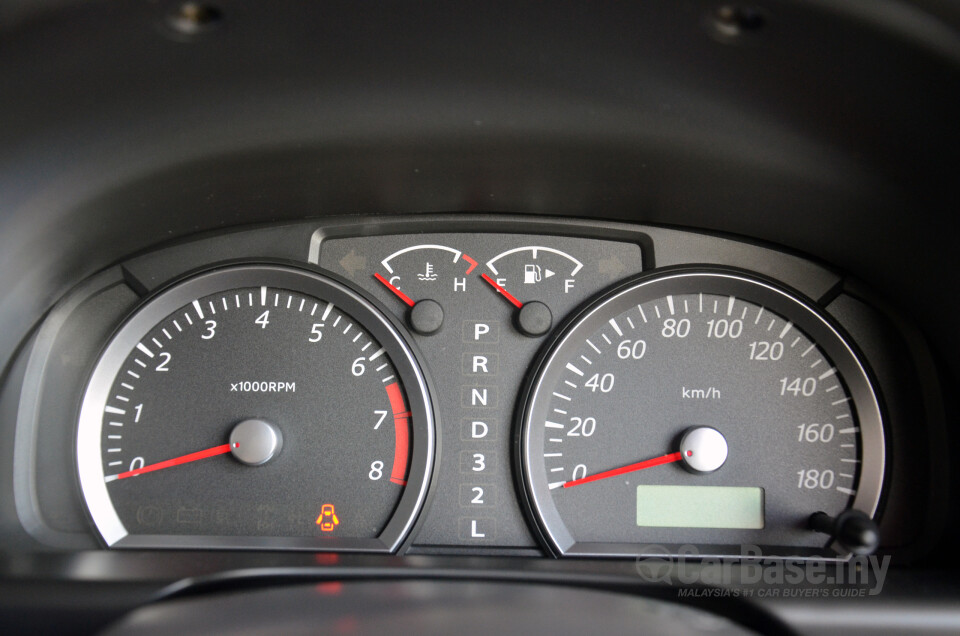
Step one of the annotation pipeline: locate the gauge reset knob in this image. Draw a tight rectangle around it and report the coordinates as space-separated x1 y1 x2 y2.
809 510 880 555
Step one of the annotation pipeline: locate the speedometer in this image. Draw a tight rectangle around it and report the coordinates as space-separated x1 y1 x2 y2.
519 268 884 558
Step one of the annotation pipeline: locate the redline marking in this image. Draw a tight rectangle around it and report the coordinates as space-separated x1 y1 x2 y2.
462 254 478 274
385 382 410 485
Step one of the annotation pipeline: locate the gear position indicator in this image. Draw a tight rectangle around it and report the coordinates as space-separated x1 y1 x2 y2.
317 230 644 549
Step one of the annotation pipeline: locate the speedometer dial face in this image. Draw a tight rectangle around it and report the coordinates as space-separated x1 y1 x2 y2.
77 265 434 551
520 269 884 557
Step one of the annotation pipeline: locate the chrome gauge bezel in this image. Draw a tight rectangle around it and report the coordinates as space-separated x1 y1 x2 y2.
77 263 435 552
519 268 885 559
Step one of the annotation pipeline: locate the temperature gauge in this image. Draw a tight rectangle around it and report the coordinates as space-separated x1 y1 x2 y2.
374 244 478 336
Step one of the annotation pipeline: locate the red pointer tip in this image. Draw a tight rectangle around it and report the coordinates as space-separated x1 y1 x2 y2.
113 443 237 480
480 273 523 308
373 273 416 307
562 451 685 488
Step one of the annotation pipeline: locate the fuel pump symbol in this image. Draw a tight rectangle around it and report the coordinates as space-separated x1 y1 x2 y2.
524 264 542 284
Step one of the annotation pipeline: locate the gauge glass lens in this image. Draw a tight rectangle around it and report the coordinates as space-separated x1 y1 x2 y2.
77 265 434 551
520 270 884 557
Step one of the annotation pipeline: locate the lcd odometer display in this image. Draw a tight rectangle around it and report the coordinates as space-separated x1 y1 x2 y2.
636 485 763 529
519 268 884 557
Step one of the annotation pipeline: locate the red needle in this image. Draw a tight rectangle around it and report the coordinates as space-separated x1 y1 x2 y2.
481 273 523 308
373 273 415 307
562 451 686 488
110 443 237 481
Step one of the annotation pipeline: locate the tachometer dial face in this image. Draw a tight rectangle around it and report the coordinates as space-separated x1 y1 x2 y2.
77 264 434 551
519 269 884 557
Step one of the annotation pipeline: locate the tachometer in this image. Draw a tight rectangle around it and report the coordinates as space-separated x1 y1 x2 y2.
519 268 884 557
77 264 434 551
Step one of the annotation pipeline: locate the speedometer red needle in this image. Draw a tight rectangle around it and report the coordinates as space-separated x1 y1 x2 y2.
110 443 238 481
373 273 416 307
480 273 523 308
562 451 685 488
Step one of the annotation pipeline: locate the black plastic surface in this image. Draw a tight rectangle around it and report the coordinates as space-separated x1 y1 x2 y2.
1 0 959 634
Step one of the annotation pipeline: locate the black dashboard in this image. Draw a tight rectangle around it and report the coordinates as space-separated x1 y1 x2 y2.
2 1 959 634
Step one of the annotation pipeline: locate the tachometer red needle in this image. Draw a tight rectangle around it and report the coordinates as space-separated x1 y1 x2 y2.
562 451 685 488
373 273 415 307
480 273 523 308
109 443 237 481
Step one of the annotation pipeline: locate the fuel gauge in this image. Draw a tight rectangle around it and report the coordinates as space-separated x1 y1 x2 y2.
482 246 585 337
485 246 583 297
